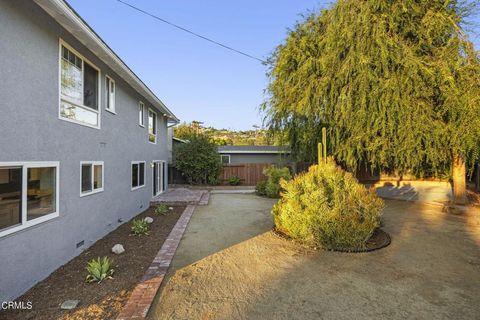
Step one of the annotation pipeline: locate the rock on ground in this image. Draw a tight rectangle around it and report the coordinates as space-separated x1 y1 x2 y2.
144 217 154 224
111 244 125 255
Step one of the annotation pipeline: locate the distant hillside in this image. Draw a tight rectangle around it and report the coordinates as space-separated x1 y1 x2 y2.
173 122 285 146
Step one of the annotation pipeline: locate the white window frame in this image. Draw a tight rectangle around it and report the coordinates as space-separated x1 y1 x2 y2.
148 108 157 144
105 75 116 114
0 161 60 238
139 102 145 127
80 161 104 197
220 155 231 164
58 38 102 129
131 161 146 191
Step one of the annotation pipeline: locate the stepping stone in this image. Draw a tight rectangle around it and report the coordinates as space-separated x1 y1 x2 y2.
60 300 79 310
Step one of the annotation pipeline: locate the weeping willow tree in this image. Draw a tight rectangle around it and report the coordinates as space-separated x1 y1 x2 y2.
263 0 480 204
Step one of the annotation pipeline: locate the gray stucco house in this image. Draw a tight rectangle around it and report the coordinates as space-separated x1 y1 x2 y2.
0 0 179 301
217 146 291 165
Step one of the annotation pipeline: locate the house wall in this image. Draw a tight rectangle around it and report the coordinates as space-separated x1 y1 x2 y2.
0 0 169 301
224 153 291 165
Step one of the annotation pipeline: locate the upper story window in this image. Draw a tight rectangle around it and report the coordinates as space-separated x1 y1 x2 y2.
148 109 157 144
139 102 145 127
105 76 116 113
59 40 100 128
0 162 59 238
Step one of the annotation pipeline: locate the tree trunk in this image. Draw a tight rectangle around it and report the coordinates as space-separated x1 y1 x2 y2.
475 163 480 192
452 154 467 205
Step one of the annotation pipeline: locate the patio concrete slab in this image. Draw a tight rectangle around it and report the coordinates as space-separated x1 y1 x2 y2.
148 194 480 320
151 188 209 206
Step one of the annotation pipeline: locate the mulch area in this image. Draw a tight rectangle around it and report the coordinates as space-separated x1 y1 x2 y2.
1 206 185 320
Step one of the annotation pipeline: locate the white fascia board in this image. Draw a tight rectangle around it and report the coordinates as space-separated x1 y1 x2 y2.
34 0 179 123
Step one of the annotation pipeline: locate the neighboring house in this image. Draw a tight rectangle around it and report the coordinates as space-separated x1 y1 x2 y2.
0 0 179 301
166 127 188 164
217 146 291 165
173 137 189 147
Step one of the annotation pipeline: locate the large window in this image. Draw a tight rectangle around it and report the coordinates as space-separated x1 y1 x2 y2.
80 162 104 196
131 161 145 190
105 76 116 113
0 162 59 237
139 102 145 127
148 109 157 143
60 41 100 128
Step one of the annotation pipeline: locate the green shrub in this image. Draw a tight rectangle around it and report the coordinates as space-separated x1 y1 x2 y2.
207 176 220 185
86 257 114 283
263 166 292 198
155 204 168 216
131 219 149 236
228 175 241 186
173 135 222 184
272 159 384 249
255 180 267 196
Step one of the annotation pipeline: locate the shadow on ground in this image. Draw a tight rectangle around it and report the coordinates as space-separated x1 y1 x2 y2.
165 193 277 272
148 195 480 320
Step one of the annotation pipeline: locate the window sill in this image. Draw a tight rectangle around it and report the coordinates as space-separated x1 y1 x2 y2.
0 212 59 239
105 108 116 115
80 188 104 197
59 116 100 130
139 124 145 128
131 185 145 191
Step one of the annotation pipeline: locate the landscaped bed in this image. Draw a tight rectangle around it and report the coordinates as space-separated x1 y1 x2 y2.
2 205 185 320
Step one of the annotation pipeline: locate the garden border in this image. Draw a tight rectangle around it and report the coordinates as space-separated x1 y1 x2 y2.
116 205 196 320
328 229 391 253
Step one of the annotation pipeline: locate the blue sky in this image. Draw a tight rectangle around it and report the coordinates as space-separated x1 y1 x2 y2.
68 0 479 130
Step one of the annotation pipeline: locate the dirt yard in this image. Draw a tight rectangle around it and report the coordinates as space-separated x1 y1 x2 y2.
148 194 480 320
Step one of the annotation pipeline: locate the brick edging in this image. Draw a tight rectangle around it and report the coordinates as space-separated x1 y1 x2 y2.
116 205 196 320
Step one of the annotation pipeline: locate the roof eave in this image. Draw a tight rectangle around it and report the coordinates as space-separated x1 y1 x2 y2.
34 0 179 122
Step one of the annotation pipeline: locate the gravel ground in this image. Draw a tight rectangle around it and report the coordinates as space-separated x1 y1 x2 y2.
149 194 480 320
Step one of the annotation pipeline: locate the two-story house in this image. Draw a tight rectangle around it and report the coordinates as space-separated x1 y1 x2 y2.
0 0 179 301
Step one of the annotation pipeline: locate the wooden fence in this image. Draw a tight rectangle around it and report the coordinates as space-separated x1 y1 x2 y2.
220 163 272 185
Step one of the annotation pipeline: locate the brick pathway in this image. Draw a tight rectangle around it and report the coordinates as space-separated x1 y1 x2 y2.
116 205 196 320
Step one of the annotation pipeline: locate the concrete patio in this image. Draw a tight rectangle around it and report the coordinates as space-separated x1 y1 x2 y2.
151 188 210 206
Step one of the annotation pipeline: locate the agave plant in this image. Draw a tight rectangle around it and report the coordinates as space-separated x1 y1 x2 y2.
154 204 168 216
131 218 149 235
85 256 114 283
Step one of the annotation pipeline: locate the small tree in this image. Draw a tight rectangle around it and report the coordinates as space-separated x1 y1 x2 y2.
174 135 222 184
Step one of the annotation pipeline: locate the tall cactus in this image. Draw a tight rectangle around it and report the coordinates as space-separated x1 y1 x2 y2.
318 127 327 165
322 127 327 163
318 142 323 165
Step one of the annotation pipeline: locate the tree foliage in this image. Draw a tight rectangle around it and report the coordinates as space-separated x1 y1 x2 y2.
263 0 480 176
173 121 284 146
173 135 222 184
